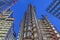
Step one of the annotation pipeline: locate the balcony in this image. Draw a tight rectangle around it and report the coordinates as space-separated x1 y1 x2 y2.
2 10 13 18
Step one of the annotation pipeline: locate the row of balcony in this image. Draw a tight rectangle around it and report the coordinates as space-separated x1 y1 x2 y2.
39 18 60 40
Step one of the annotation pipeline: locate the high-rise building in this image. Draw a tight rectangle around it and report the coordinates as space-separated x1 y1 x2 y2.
18 4 41 40
38 15 60 40
0 0 17 12
0 9 16 40
0 0 17 40
18 4 60 40
46 0 60 19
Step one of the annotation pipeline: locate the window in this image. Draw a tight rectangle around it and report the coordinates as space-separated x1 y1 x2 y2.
0 1 5 7
34 33 37 37
33 24 35 27
24 27 27 31
28 23 32 25
27 32 32 37
24 32 26 38
28 26 32 30
33 28 36 31
25 24 27 26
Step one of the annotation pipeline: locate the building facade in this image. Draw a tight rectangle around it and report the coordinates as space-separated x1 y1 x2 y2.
46 0 60 19
0 0 17 12
38 15 60 40
0 10 16 40
18 4 41 40
0 0 17 40
18 4 60 40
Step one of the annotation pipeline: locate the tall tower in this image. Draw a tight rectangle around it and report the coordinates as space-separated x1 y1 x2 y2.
0 0 17 40
0 0 17 12
18 4 41 40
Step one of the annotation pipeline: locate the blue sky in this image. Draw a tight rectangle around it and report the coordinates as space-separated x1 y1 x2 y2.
11 0 60 38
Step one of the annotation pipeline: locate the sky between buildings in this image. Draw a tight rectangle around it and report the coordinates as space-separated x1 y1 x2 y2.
11 0 60 38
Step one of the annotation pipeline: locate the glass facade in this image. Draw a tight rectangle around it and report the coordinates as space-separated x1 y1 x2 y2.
46 0 60 20
18 4 39 40
0 0 17 12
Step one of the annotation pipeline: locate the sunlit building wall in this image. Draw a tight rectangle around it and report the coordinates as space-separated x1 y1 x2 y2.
0 10 15 40
38 15 60 40
0 0 18 40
